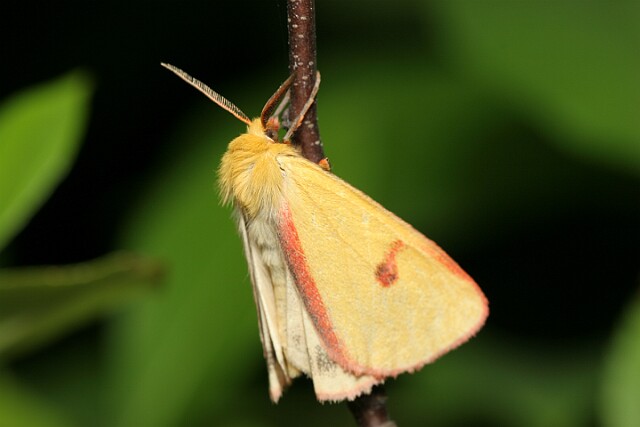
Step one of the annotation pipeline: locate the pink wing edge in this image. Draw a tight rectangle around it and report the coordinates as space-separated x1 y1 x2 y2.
277 202 489 379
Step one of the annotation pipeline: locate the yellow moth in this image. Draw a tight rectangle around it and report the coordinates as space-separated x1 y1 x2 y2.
162 63 488 402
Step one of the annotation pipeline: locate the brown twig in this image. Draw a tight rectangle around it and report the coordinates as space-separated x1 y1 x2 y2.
286 0 325 164
347 385 398 427
285 1 396 426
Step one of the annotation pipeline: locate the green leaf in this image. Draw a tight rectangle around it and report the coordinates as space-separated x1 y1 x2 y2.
106 111 260 427
434 0 640 174
394 336 598 427
0 252 164 360
0 71 93 251
601 291 640 427
0 373 72 427
319 60 501 239
319 58 615 247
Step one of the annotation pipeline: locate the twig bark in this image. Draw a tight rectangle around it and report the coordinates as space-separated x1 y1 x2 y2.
347 385 398 427
286 0 325 164
286 1 396 426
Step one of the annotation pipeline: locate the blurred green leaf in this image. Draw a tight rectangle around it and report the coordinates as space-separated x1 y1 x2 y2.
320 59 500 238
601 291 640 427
0 252 164 360
107 111 260 427
320 58 617 248
0 71 93 251
434 0 640 174
393 336 598 427
0 373 72 427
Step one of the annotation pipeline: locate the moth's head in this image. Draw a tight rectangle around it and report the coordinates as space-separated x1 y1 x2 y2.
247 117 277 141
263 117 281 141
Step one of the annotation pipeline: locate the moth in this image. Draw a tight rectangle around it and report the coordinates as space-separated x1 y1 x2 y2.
162 63 488 402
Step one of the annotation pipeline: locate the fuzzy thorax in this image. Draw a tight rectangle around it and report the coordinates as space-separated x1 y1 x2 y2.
218 118 298 218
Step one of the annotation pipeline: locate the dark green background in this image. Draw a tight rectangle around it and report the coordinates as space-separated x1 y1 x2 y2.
1 1 638 426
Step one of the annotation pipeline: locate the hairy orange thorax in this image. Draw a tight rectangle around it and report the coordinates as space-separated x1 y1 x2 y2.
219 118 299 218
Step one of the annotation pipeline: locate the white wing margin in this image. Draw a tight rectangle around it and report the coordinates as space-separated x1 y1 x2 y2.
237 211 291 401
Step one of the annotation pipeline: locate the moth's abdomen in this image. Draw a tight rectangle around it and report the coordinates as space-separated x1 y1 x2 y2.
246 212 288 288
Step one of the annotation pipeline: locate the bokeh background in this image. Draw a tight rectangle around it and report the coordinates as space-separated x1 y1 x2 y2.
1 1 638 426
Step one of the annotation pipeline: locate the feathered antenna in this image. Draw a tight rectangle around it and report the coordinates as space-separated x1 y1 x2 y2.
161 63 251 126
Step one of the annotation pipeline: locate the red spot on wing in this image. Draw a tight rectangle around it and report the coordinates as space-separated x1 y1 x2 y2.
277 205 350 369
375 240 405 287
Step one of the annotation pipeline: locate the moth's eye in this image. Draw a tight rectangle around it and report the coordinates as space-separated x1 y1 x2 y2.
265 128 279 141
